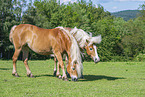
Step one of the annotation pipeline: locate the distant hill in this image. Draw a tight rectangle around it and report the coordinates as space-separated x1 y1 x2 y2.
111 10 140 21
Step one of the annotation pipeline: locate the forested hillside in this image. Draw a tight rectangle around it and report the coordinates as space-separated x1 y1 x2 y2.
111 10 140 21
1 0 145 61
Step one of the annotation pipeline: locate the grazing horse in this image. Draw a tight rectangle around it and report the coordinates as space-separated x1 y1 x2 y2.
9 24 83 81
66 27 101 62
53 27 101 77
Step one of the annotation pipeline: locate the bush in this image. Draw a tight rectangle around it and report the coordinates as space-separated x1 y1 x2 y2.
134 53 145 62
110 56 128 62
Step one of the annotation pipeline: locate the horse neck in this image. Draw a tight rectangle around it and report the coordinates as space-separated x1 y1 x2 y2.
69 34 83 78
70 29 90 48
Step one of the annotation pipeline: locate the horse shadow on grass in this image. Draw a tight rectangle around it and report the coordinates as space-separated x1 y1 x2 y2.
34 74 125 82
80 75 125 81
34 74 54 78
0 68 12 70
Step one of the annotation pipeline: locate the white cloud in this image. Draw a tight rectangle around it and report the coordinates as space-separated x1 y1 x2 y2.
113 6 117 9
62 0 71 2
96 0 145 3
114 0 145 1
95 4 98 8
61 0 77 3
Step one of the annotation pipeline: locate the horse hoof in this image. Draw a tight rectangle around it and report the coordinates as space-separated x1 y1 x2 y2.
53 71 56 76
66 72 70 78
80 75 84 79
62 77 68 81
58 75 62 79
27 74 35 78
30 75 35 78
64 78 68 81
12 73 19 77
15 75 20 77
56 74 62 79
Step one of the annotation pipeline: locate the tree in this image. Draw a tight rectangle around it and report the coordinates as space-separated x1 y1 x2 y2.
121 18 145 59
139 2 145 21
0 0 26 59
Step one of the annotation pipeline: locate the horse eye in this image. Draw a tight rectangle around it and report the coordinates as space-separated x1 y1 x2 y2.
89 48 93 51
71 67 75 70
72 68 75 70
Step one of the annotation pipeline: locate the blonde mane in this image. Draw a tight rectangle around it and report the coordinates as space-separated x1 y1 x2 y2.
56 27 83 78
70 27 102 48
70 27 90 48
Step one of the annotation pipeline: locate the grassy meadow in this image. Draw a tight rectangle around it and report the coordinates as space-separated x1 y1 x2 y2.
0 60 145 97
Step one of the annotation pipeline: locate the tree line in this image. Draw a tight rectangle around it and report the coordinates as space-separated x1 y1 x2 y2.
111 10 140 21
0 0 145 61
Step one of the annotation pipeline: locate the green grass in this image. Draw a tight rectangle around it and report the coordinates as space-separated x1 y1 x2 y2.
0 60 145 97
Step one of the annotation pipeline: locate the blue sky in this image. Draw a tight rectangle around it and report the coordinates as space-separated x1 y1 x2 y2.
60 0 145 12
28 0 145 12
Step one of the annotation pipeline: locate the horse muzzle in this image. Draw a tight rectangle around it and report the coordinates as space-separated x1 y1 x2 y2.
71 76 78 81
71 78 78 81
94 58 100 63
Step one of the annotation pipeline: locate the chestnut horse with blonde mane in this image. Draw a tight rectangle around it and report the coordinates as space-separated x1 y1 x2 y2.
53 27 102 77
9 24 83 81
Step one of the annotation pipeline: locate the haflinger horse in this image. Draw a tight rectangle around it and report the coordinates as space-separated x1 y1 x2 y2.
66 27 102 62
53 27 101 78
9 24 83 81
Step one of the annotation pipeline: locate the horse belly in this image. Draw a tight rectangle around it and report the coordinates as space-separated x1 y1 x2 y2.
27 42 53 55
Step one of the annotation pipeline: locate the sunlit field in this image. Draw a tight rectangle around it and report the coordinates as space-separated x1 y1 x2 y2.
0 60 145 96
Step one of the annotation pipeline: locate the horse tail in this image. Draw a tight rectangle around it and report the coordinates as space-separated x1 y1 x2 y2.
9 25 17 43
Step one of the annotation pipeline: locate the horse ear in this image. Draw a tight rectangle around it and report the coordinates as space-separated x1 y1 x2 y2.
74 26 77 29
86 39 89 44
91 35 102 44
89 32 92 37
85 39 91 46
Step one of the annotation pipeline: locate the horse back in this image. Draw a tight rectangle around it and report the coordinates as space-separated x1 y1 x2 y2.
12 24 71 55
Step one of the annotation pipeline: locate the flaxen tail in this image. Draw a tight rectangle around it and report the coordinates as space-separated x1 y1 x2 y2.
9 25 17 43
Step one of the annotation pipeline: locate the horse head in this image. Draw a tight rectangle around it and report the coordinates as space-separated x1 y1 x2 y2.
85 35 102 63
67 60 83 81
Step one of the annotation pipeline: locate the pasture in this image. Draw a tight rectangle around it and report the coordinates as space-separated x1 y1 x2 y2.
0 60 145 96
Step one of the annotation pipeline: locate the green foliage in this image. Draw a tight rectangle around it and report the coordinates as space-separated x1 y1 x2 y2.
0 0 26 59
139 2 145 21
111 10 140 21
134 53 145 62
120 18 145 59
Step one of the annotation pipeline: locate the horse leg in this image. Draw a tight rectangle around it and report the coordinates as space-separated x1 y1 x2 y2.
55 52 68 81
65 56 70 78
65 56 68 68
12 48 21 77
22 47 34 78
80 72 84 79
56 62 62 79
53 56 61 78
53 56 57 76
